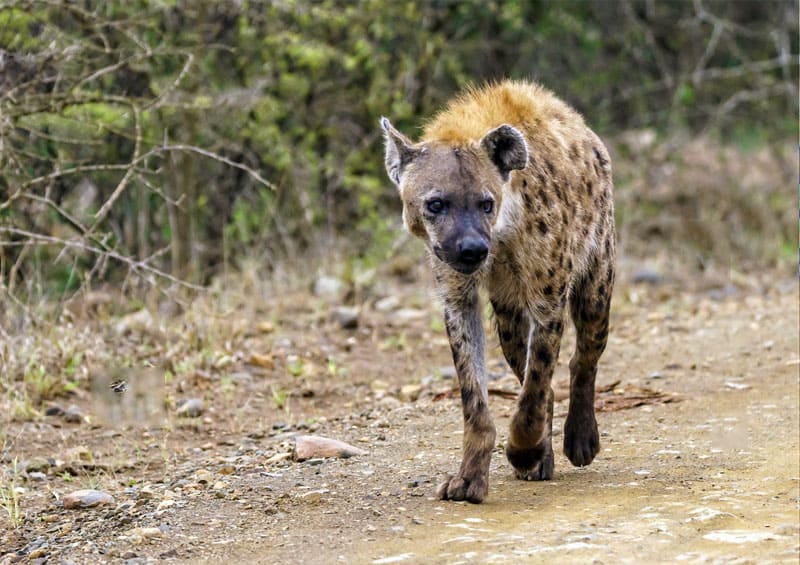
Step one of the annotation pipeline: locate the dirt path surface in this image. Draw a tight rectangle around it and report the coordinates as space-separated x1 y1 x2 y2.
2 277 798 564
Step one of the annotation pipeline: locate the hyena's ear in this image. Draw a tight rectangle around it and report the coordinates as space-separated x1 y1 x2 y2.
381 117 418 186
480 124 528 180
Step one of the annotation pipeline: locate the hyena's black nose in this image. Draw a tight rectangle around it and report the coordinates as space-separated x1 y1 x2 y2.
458 237 489 265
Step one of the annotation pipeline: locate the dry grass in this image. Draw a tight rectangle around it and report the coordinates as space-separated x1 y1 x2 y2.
614 134 795 274
0 138 794 427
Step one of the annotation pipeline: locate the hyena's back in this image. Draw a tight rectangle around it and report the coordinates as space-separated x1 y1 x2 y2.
425 80 615 313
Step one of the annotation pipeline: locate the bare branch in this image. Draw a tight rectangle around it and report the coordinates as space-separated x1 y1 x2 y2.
0 227 205 292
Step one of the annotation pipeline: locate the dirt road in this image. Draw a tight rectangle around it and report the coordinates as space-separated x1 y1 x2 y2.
2 278 798 564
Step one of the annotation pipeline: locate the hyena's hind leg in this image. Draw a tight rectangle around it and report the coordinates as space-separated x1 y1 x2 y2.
492 298 559 481
564 252 614 467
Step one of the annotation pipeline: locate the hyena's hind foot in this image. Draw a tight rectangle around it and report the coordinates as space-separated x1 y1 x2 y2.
506 436 554 481
506 390 555 481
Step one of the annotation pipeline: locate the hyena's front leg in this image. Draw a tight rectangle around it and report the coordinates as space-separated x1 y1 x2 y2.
436 286 496 504
506 314 564 481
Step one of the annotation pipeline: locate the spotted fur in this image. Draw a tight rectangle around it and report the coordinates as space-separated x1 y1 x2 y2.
382 80 615 503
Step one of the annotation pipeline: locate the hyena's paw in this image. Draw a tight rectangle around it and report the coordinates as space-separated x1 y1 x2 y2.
506 440 554 481
436 470 489 504
563 410 600 467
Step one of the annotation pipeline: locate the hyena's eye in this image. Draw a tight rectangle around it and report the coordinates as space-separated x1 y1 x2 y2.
426 199 445 214
481 199 494 214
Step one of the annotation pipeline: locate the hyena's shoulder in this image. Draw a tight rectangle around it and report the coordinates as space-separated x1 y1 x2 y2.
422 80 610 191
422 80 582 145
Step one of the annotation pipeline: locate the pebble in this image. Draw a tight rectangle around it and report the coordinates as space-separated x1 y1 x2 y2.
63 405 84 424
62 489 115 509
249 353 274 369
22 458 50 473
293 435 367 461
256 321 275 334
374 296 401 312
194 469 214 483
378 397 402 410
138 485 157 499
156 499 175 512
631 268 662 285
399 384 423 402
126 526 163 540
28 547 47 559
176 398 204 418
313 276 344 299
230 372 254 385
44 405 65 417
331 306 360 329
297 490 326 504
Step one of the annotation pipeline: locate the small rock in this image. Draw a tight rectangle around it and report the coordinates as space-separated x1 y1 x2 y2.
176 398 204 418
648 371 664 379
313 276 344 299
63 405 84 424
62 489 114 509
21 458 50 473
138 485 157 499
631 268 662 285
297 490 326 504
27 471 47 482
230 371 254 385
388 308 427 326
126 526 163 539
249 353 274 369
44 405 65 417
293 435 367 461
156 499 175 512
378 396 402 410
193 469 213 483
374 296 400 312
438 366 457 380
256 321 275 334
331 306 359 330
706 284 737 301
399 384 423 402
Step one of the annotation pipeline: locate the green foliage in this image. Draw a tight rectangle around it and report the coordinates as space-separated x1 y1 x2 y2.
1 0 796 293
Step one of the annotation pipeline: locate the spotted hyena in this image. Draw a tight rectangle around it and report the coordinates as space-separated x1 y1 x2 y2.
381 80 615 503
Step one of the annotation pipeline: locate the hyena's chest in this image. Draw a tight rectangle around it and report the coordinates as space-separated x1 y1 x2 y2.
488 240 569 308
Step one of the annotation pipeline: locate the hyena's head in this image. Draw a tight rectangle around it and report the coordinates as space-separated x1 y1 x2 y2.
381 117 528 275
